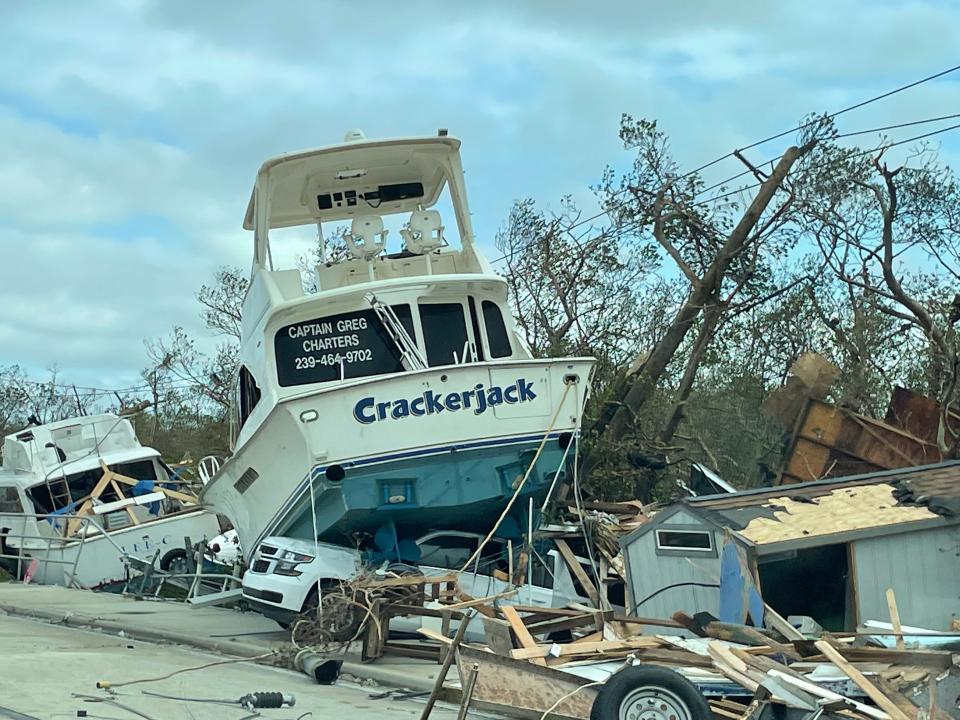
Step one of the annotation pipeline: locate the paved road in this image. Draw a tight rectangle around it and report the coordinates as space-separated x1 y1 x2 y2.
0 583 448 691
0 612 465 720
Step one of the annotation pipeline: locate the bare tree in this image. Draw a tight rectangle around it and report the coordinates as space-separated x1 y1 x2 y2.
811 146 960 455
197 266 248 341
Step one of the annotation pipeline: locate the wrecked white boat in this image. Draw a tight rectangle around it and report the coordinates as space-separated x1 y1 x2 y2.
0 414 222 587
201 130 595 559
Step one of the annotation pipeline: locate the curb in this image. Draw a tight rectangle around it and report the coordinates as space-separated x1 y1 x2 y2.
0 601 439 693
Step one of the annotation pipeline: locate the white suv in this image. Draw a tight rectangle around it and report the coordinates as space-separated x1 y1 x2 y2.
242 530 596 635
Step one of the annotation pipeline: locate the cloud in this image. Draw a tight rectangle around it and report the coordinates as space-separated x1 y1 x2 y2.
0 0 958 390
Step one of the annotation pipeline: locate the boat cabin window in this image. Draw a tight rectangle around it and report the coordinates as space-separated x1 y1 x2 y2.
275 305 416 386
481 301 512 358
237 366 262 429
419 302 470 367
27 461 160 514
0 487 23 513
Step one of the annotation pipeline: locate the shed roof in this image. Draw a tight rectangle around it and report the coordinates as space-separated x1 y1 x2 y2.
622 461 960 551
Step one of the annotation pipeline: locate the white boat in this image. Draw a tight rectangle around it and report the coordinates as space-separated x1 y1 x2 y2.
201 130 595 560
0 414 222 587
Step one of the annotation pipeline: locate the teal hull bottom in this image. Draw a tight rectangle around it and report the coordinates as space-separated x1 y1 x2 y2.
273 434 569 544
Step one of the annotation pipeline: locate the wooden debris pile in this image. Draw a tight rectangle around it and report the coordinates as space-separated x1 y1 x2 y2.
401 596 958 720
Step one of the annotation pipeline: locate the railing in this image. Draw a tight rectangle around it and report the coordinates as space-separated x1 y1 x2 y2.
0 514 244 605
0 511 129 588
123 537 244 605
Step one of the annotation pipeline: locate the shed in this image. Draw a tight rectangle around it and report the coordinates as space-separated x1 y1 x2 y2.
620 460 960 631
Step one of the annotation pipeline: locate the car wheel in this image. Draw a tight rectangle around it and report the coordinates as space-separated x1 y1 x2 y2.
590 665 711 720
300 584 363 642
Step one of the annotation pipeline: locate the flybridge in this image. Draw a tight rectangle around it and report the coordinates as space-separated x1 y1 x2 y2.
352 378 538 424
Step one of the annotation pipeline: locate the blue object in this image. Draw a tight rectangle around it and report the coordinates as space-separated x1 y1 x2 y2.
131 479 161 515
719 535 764 626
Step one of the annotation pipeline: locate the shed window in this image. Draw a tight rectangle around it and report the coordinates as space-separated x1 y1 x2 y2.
420 302 469 366
655 529 713 552
481 301 512 358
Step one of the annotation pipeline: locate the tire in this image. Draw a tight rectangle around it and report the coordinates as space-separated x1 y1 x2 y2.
590 665 711 720
159 548 188 573
300 585 363 642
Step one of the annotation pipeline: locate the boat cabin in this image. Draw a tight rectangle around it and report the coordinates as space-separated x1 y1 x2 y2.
233 131 530 447
0 415 179 532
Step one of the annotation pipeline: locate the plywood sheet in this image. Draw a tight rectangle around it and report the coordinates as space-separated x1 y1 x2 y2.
739 484 939 545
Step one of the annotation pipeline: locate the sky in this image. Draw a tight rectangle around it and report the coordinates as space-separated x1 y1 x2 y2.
1 0 959 392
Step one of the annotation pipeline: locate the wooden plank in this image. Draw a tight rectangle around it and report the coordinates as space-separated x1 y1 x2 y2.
763 603 804 642
355 573 458 589
512 550 528 586
766 669 890 720
509 637 663 660
611 614 682 628
416 628 455 645
443 589 516 611
455 590 496 619
886 588 906 652
361 599 385 662
705 642 759 692
804 646 953 669
510 606 583 617
108 479 140 526
108 468 200 504
418 611 473 720
554 539 599 606
501 605 546 666
66 468 116 536
813 640 913 720
525 613 596 637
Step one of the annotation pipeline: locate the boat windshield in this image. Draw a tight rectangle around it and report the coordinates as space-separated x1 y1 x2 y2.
28 459 160 514
274 293 514 388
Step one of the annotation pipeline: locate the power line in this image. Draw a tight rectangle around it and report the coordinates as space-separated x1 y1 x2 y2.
688 119 960 209
694 113 960 198
11 377 204 396
489 117 960 265
489 63 960 259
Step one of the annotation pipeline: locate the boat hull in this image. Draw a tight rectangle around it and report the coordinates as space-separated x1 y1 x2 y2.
202 358 593 558
10 510 222 588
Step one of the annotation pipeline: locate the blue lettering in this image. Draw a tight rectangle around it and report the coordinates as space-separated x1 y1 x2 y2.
424 391 444 415
474 384 488 415
411 397 426 416
353 379 536 423
391 399 410 419
353 397 376 424
517 379 537 402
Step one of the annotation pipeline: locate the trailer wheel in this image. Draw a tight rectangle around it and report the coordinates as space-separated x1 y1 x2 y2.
590 665 710 720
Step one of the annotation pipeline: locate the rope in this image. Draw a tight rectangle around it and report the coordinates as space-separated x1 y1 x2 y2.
459 381 575 574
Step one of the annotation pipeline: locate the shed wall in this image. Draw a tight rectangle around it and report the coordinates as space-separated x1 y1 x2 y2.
852 524 960 631
623 518 722 620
